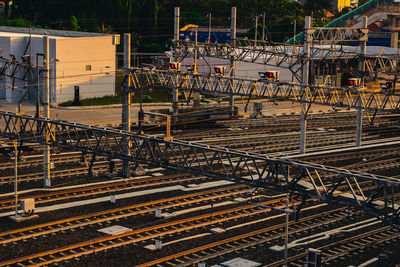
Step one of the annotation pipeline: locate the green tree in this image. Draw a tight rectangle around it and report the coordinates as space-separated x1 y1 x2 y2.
69 15 80 31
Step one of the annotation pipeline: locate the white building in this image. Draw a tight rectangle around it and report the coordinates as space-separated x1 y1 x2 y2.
0 26 119 104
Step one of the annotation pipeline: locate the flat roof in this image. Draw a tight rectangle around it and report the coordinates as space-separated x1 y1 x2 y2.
0 26 113 38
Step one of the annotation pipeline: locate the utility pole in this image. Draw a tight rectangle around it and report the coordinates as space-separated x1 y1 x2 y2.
394 44 399 94
122 33 131 177
173 7 180 119
254 15 258 46
293 19 297 51
208 13 212 43
13 140 18 217
284 193 289 267
230 7 237 116
43 36 51 187
193 30 200 107
262 12 266 42
174 7 180 43
300 16 311 154
356 17 368 147
29 26 32 65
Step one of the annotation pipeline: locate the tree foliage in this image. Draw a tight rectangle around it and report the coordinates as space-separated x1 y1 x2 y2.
4 0 340 51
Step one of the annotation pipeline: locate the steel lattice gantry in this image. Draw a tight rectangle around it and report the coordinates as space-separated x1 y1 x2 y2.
0 56 44 111
0 56 42 84
174 39 397 79
1 111 400 227
127 69 400 113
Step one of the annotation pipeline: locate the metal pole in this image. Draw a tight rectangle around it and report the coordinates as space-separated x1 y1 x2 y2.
43 36 51 187
300 16 311 154
356 98 362 147
122 33 131 177
208 13 212 43
254 15 258 46
36 53 40 118
293 19 296 50
284 193 289 267
394 45 398 94
193 30 200 107
124 33 131 69
356 16 367 147
230 7 237 116
262 12 265 42
173 7 180 120
174 7 180 42
13 140 18 216
29 26 32 65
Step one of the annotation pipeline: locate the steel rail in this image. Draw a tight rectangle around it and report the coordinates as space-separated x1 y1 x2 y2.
0 198 285 266
0 184 248 245
0 173 204 211
268 225 399 266
136 206 347 267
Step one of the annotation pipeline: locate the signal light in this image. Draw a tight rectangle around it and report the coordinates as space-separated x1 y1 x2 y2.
214 66 225 75
380 81 393 90
186 64 198 73
258 70 279 80
347 78 360 87
169 62 181 71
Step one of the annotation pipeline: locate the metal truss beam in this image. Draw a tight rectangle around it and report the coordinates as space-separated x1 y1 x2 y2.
0 56 42 82
174 40 397 77
0 110 400 228
127 69 400 113
307 27 368 43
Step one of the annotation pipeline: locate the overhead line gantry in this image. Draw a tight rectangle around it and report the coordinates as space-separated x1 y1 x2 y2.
1 111 400 229
126 68 400 113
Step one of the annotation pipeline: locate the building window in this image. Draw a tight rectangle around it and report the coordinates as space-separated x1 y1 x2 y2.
86 65 92 71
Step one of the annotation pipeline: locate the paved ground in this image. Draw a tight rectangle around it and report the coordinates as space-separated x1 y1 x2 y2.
0 100 338 128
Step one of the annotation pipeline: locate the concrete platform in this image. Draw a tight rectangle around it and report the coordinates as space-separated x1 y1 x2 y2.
221 258 262 267
144 244 158 251
210 227 226 234
9 214 39 222
98 225 132 236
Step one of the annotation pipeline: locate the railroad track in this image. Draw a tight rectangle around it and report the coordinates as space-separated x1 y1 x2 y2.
0 173 207 211
0 111 400 266
135 206 358 266
0 195 289 266
132 184 400 266
0 184 253 246
0 177 383 265
0 161 115 185
176 113 400 141
268 225 400 266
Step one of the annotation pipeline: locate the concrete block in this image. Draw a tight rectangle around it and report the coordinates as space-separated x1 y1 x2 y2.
98 225 131 236
210 227 226 234
221 258 261 267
